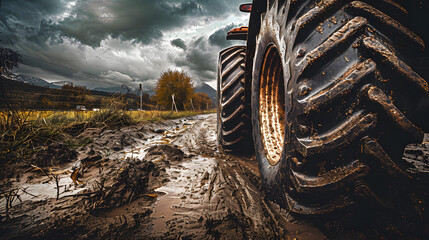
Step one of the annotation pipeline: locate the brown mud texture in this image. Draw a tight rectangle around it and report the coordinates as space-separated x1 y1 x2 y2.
0 114 428 239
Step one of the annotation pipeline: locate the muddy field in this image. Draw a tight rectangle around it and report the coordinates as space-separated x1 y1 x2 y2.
1 113 428 239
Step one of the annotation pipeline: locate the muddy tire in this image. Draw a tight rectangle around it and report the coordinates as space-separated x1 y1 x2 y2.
251 0 428 215
217 46 252 153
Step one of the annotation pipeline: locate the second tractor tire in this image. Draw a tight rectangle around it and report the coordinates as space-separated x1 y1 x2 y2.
217 46 252 153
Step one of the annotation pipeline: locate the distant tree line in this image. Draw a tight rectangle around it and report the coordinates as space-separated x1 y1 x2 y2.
0 78 155 110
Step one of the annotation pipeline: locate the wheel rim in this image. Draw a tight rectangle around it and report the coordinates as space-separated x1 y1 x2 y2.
259 44 285 165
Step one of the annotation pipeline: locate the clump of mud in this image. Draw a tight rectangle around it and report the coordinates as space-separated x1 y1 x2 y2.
91 128 144 151
31 142 77 167
404 143 429 178
145 144 184 163
86 158 166 210
0 156 167 240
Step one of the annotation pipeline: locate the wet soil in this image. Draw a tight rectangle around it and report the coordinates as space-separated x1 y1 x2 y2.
0 114 428 239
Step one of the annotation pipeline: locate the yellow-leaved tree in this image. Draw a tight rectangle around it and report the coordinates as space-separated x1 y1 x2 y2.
191 92 213 110
153 69 194 111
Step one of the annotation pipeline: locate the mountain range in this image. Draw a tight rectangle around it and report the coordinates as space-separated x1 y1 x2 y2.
10 74 61 89
195 83 216 102
10 74 217 102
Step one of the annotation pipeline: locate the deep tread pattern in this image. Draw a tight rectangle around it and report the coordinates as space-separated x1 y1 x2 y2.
217 46 252 152
360 37 428 93
298 16 368 79
361 137 412 179
303 59 376 112
253 0 428 216
286 194 355 215
361 84 424 140
295 0 341 33
290 160 370 193
221 87 244 109
295 112 377 157
346 1 424 49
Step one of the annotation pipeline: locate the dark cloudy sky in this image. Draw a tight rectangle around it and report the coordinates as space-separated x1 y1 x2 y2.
0 0 248 90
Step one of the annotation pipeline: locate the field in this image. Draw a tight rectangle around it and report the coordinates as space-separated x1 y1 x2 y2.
0 109 214 165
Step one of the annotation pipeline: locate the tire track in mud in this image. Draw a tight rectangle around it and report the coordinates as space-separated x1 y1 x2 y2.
0 114 326 240
142 114 429 240
138 114 326 239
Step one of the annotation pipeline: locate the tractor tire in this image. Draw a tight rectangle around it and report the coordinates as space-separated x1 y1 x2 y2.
217 46 252 153
251 0 428 216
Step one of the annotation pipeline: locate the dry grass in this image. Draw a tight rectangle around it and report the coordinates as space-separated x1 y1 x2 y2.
129 110 212 122
0 110 214 124
0 110 65 165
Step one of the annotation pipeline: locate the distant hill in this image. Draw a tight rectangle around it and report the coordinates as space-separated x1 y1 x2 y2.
93 86 129 94
8 73 216 103
93 86 135 94
93 82 216 104
194 82 216 102
0 76 156 110
93 86 154 96
51 81 74 87
12 74 61 89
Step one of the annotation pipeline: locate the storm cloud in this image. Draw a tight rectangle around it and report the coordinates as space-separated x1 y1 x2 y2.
0 0 249 90
171 38 187 50
209 23 240 48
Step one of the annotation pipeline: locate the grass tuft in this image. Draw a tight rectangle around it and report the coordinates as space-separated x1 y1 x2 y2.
88 109 135 128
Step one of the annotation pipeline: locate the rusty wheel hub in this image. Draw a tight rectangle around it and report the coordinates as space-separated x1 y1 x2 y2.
259 45 286 165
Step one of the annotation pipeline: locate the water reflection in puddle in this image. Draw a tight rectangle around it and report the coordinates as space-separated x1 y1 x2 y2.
150 155 216 231
0 170 87 212
124 119 198 160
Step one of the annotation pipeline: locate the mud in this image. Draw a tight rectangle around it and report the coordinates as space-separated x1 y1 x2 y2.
0 114 428 239
31 142 78 168
404 138 429 179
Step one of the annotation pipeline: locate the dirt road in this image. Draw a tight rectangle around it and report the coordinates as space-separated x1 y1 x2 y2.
1 114 428 239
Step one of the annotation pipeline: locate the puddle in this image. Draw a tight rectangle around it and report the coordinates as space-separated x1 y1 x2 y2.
1 115 207 214
124 118 199 160
0 169 87 213
149 155 217 232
